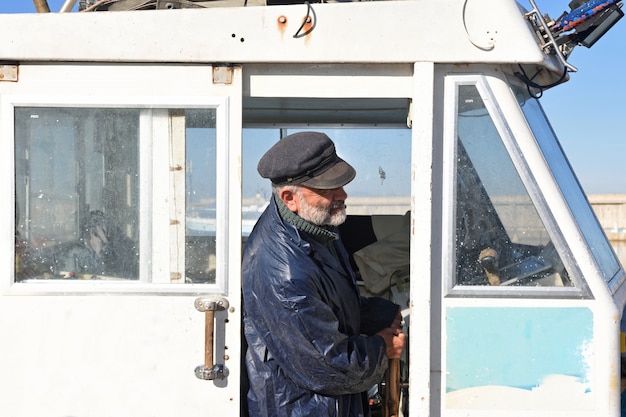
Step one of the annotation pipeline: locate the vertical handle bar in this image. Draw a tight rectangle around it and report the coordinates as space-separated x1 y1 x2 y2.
194 296 229 381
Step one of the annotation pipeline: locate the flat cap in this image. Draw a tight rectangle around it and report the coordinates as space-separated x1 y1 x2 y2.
257 132 356 189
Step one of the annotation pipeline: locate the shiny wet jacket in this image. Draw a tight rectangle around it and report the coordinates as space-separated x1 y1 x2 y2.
243 197 398 417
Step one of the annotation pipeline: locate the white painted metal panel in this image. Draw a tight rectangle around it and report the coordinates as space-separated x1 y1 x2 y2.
0 64 243 416
0 0 544 65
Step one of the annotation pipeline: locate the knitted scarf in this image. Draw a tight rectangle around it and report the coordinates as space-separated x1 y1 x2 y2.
274 195 339 246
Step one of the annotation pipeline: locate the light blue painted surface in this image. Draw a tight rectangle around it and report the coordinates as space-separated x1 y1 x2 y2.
446 307 593 392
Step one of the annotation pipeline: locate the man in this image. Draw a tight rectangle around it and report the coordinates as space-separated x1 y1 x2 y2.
242 131 406 417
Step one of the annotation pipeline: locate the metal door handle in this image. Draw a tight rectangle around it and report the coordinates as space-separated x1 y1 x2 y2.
194 296 230 380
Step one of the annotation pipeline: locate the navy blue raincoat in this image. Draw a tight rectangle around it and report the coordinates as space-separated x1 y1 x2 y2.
243 197 398 417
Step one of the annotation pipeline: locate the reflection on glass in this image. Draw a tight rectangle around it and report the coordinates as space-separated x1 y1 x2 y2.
454 85 571 287
15 108 140 281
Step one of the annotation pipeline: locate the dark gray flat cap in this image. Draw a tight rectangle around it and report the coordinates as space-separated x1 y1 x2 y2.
257 132 356 189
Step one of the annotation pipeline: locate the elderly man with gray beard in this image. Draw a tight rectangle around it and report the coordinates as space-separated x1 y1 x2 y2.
242 131 405 417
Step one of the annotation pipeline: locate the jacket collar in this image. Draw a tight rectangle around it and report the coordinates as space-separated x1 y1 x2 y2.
273 194 339 245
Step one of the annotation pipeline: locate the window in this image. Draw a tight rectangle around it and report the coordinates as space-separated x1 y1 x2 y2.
242 127 412 222
452 84 572 288
14 106 219 285
519 93 623 289
15 108 140 281
242 127 412 298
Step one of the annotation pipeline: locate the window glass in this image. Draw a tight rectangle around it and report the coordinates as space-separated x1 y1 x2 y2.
242 128 281 238
242 127 412 223
454 85 572 287
324 128 411 215
518 93 622 287
185 110 217 284
14 107 218 285
15 108 140 281
184 110 217 283
242 127 412 298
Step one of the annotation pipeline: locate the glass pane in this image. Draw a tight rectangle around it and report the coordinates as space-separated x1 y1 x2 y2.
242 127 412 232
454 85 572 287
242 127 411 299
14 107 220 286
15 108 140 281
185 109 217 283
321 128 411 215
242 128 281 238
519 94 622 287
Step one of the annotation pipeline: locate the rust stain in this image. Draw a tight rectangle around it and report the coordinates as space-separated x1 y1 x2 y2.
277 15 287 38
302 16 314 44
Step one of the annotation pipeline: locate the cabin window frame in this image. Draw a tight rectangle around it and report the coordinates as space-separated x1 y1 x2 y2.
441 73 590 299
3 94 231 295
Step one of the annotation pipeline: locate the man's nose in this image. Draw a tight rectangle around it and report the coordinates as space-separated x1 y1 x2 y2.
332 187 348 200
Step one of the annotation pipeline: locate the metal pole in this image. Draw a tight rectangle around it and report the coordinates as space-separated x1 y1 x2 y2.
33 0 51 13
383 359 401 417
60 0 78 12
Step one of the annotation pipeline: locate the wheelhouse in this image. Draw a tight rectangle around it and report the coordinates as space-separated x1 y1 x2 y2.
1 0 624 416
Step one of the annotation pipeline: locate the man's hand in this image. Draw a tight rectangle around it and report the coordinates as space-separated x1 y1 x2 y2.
376 327 406 359
390 310 403 331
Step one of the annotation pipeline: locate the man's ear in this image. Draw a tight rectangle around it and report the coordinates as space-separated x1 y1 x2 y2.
279 188 299 212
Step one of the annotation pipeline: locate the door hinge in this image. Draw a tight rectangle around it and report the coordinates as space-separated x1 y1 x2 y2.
0 64 18 82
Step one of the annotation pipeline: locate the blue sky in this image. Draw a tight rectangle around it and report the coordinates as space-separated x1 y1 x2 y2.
1 0 624 195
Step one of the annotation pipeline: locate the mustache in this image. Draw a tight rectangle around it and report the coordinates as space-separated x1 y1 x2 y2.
330 201 346 210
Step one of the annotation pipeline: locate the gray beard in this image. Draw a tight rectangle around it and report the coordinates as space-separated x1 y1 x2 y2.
296 192 346 227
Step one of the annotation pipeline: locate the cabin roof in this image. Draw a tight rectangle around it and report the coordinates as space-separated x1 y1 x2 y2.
0 0 549 65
